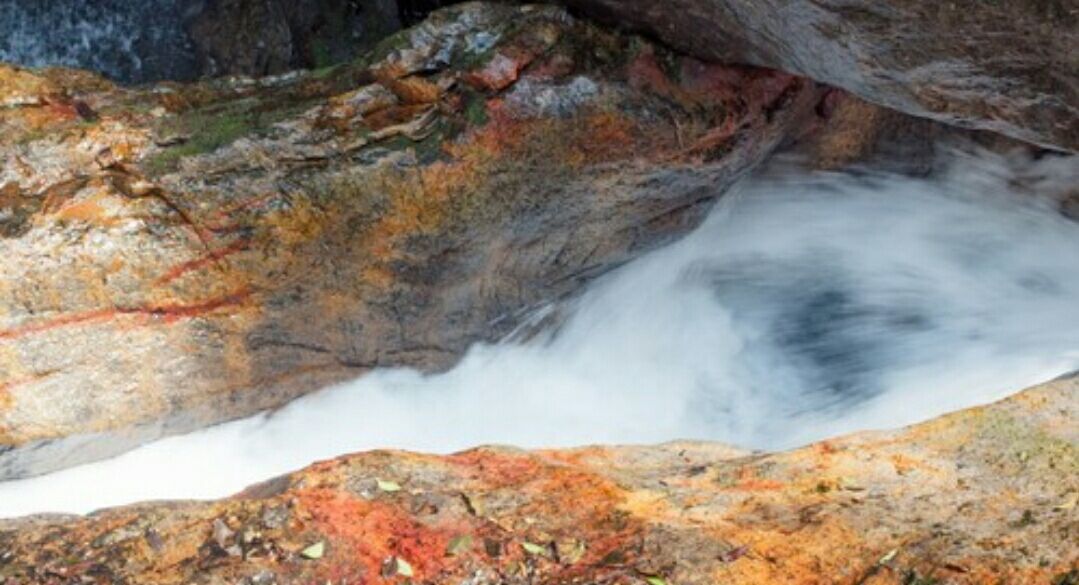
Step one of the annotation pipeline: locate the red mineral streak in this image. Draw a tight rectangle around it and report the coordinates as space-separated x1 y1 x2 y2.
155 238 251 285
0 289 252 342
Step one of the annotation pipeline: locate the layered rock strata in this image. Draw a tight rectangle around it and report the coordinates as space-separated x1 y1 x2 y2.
562 0 1079 151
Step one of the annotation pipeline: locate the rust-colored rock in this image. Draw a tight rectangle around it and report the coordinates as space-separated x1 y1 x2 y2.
1 376 1074 584
0 3 827 479
561 0 1079 152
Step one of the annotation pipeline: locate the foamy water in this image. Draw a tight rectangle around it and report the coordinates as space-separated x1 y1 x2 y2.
0 1 196 83
1 149 1076 517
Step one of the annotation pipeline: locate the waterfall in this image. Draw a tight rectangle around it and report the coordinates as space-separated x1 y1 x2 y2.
1 148 1076 517
0 0 199 83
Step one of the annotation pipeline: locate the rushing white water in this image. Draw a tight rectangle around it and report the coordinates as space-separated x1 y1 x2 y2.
0 0 197 83
1 150 1077 517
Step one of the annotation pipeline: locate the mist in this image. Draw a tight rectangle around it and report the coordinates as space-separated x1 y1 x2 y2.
2 149 1076 518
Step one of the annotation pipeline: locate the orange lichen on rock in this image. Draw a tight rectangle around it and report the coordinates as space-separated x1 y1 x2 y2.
1 2 823 482
1 379 1075 584
294 488 461 580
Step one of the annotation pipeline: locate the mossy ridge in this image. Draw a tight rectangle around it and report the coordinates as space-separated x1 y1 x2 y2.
143 97 314 176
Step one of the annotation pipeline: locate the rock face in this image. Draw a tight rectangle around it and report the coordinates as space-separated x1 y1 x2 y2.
0 376 1075 584
0 3 826 478
184 0 403 78
561 0 1079 152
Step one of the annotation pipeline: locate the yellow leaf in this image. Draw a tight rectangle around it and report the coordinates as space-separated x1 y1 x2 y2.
301 541 325 560
522 542 548 556
446 534 473 556
1054 493 1078 511
377 478 402 492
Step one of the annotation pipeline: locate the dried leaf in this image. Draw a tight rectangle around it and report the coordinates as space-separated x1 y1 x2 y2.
839 477 865 491
878 548 899 565
557 539 586 565
376 479 402 493
522 542 548 557
446 534 473 556
301 541 325 560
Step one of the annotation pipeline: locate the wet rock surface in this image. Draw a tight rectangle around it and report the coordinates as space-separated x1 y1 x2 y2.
0 377 1075 584
561 0 1079 152
0 3 826 478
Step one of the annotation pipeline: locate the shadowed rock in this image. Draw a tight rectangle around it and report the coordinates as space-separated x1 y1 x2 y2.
561 0 1079 151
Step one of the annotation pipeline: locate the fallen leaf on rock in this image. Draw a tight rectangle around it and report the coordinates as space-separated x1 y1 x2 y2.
840 477 866 491
1053 493 1077 511
376 479 402 492
301 541 325 560
879 548 899 565
446 534 473 556
522 541 549 557
556 539 586 564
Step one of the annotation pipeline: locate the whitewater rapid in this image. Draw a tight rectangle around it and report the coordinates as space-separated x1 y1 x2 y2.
0 1 196 83
1 149 1077 517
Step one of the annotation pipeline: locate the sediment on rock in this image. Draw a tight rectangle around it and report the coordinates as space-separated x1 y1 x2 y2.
0 2 827 479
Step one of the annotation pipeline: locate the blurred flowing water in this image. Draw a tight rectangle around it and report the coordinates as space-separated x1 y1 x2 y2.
1 149 1077 517
0 0 199 83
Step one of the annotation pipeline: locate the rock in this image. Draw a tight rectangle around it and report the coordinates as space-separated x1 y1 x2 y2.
786 89 1041 176
0 3 826 478
184 0 403 78
0 376 1074 584
560 0 1079 151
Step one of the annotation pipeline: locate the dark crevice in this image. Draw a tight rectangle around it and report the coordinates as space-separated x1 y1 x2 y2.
397 0 462 27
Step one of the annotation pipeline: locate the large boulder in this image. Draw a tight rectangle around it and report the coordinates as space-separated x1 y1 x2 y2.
0 3 826 478
561 0 1079 151
0 377 1074 584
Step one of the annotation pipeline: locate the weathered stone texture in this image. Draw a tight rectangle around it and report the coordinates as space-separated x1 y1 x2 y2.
0 3 825 478
1 377 1075 584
